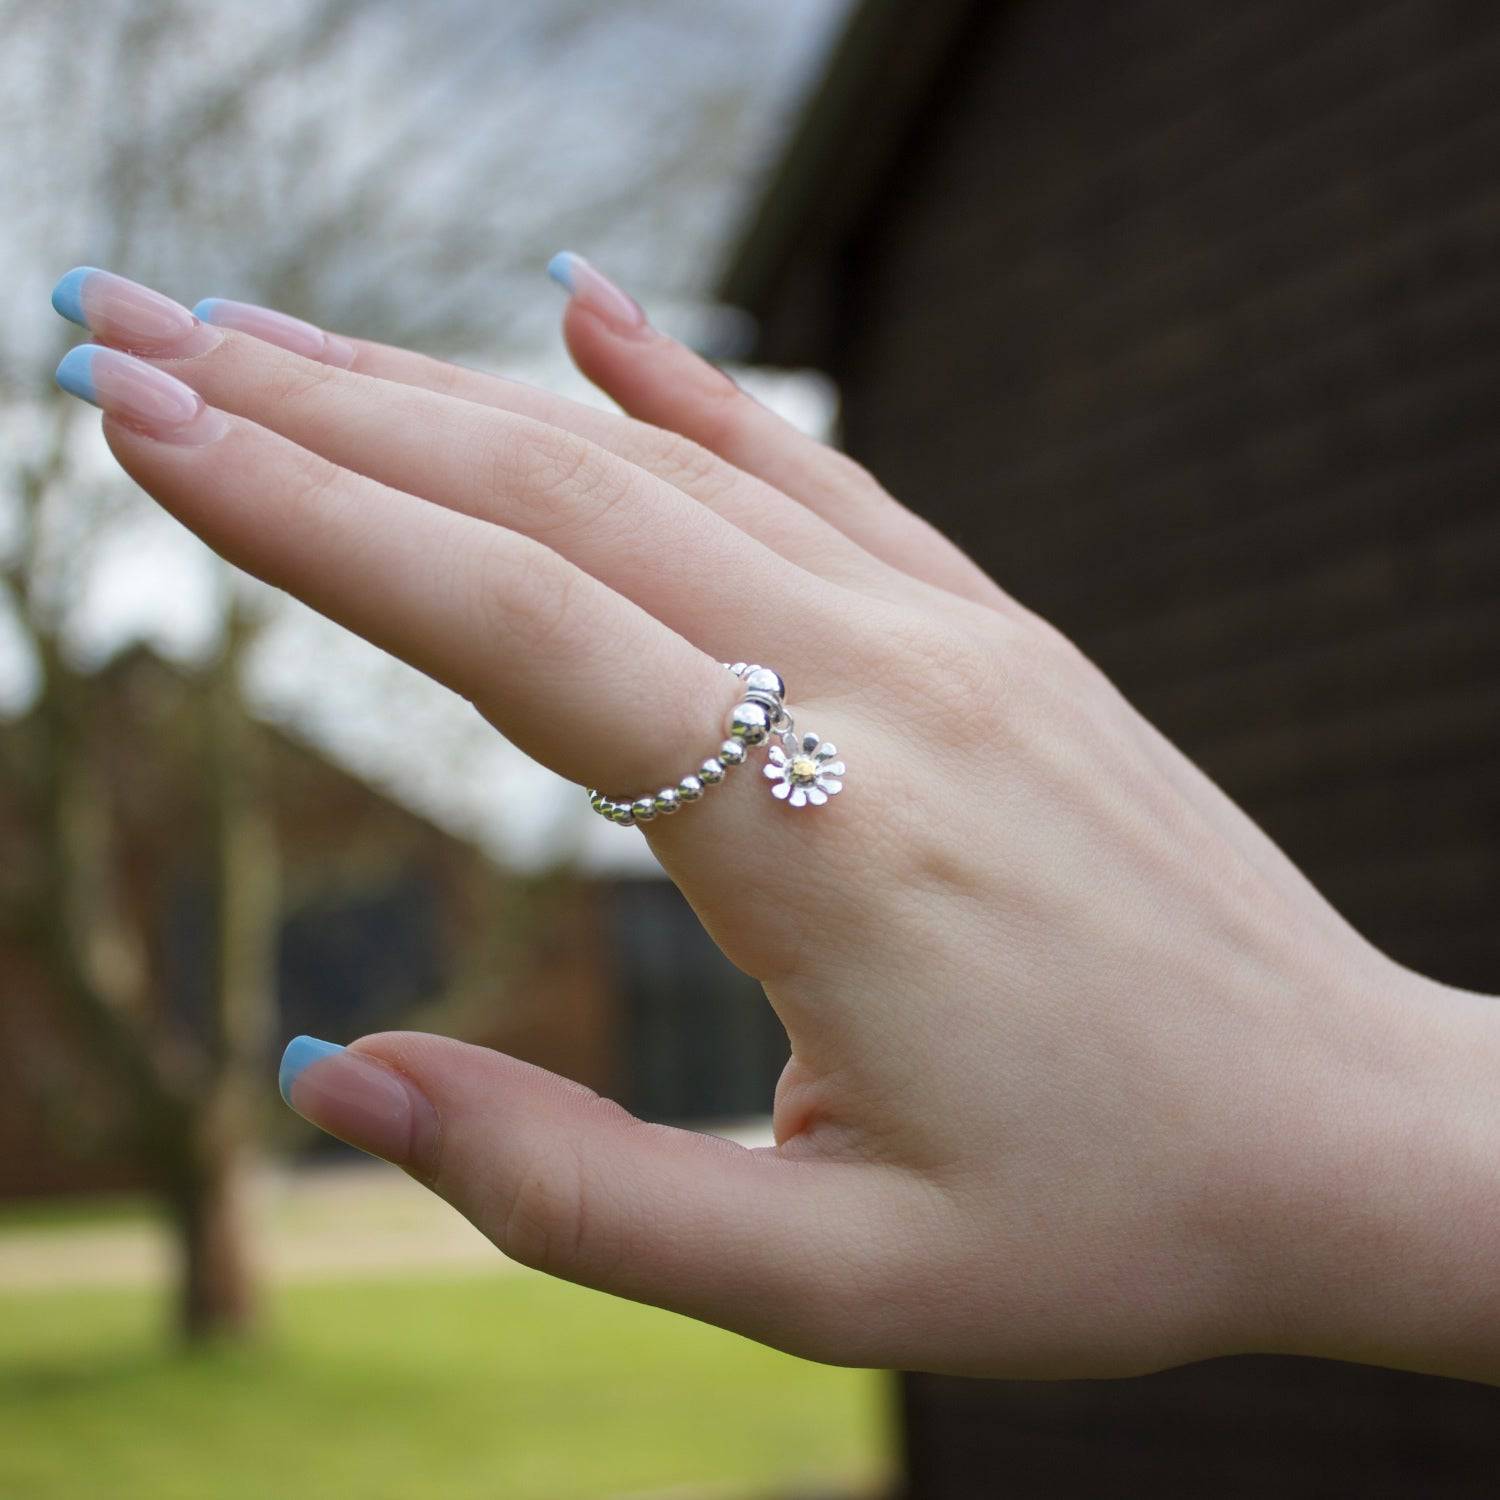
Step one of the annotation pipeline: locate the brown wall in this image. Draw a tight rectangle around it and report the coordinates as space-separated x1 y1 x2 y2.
821 0 1500 992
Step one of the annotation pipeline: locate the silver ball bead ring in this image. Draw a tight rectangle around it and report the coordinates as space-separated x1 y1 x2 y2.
587 660 841 826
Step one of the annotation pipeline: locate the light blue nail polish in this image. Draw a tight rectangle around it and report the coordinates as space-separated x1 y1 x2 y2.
191 298 225 323
55 345 102 405
279 1035 345 1106
52 266 102 327
546 250 582 294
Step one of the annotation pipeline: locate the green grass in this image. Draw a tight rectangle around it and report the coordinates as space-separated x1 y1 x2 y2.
0 1274 892 1499
0 1191 152 1233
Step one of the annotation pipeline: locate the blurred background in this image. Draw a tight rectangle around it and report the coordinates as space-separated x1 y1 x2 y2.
3 1 1499 1497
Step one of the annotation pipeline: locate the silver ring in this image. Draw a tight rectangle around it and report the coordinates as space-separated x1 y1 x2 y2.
586 661 846 826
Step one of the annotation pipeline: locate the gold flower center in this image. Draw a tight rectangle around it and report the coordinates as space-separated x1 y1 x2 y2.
789 756 818 783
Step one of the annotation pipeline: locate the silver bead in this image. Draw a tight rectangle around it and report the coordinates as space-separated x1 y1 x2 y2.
742 667 784 702
608 803 631 824
699 757 725 783
718 739 747 766
615 807 635 826
631 797 657 821
654 788 681 814
589 791 606 812
728 701 771 745
729 661 748 676
677 775 704 800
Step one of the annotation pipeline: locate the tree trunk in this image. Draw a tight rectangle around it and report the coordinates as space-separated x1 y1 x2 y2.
170 1141 258 1343
170 605 280 1347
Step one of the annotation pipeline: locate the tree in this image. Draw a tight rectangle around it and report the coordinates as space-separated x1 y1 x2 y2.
0 0 844 1343
1 0 397 1344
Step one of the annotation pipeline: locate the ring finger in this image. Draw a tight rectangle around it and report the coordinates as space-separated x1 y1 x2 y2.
60 347 733 786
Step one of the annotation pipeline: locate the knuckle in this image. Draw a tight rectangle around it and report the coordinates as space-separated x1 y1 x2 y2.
469 531 584 663
761 1183 931 1368
499 1136 586 1271
420 354 471 399
861 607 1090 747
820 446 884 500
497 1098 635 1278
291 454 353 527
484 420 626 534
261 352 341 408
688 374 885 506
860 612 1009 736
646 430 739 506
688 372 755 452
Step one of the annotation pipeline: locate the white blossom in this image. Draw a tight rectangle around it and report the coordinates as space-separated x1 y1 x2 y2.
764 730 844 807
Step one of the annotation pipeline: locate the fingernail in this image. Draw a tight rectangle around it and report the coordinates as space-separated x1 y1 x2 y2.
193 298 356 369
278 1035 440 1176
55 345 228 445
547 250 648 335
51 267 222 357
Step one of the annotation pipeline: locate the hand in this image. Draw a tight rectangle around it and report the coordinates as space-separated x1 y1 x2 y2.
52 261 1500 1383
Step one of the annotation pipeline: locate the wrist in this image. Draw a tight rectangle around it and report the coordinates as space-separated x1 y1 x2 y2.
1246 957 1500 1382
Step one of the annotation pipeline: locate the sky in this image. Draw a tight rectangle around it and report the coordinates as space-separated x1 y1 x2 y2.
0 0 850 874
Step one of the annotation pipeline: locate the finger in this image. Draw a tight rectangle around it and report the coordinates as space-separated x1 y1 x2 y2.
172 334 850 678
53 269 896 600
56 270 859 680
549 251 1021 617
58 344 733 797
280 1029 896 1360
191 294 903 601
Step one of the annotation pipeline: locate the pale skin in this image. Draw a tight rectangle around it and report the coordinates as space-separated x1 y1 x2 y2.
54 262 1500 1385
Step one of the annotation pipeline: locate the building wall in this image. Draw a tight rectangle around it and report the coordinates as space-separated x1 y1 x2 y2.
834 0 1500 993
0 654 613 1199
784 0 1500 1490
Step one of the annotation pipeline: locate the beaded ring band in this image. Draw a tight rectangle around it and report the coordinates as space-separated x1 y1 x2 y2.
587 661 846 827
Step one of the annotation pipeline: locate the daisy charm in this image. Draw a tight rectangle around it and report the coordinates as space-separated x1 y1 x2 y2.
764 730 845 808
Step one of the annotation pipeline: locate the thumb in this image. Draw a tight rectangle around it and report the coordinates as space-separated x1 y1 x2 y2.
277 1031 875 1356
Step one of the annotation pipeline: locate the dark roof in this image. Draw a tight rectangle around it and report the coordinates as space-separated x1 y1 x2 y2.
717 0 981 347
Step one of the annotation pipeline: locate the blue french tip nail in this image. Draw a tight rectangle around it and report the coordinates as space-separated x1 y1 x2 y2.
52 267 102 327
546 250 581 294
279 1035 345 1106
55 345 101 405
191 298 224 322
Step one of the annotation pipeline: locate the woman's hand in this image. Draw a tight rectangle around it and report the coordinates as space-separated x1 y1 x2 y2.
52 262 1500 1383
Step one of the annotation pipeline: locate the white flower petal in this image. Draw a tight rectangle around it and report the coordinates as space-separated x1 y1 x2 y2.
807 786 827 805
771 779 791 799
820 760 845 777
767 745 788 766
816 778 842 795
763 762 786 780
814 743 838 761
801 732 819 753
789 786 808 807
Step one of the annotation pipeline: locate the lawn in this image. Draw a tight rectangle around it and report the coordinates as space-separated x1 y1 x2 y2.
0 1273 892 1499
